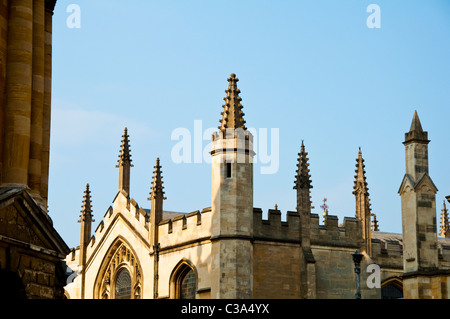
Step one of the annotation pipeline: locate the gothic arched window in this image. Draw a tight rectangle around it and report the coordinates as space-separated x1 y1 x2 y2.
180 268 196 299
381 277 403 299
115 268 132 299
171 260 197 299
95 240 143 299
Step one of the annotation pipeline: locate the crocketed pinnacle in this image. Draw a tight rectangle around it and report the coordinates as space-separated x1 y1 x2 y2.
440 201 449 238
116 127 133 168
293 141 312 191
79 183 94 223
219 73 247 131
353 148 369 195
148 158 166 200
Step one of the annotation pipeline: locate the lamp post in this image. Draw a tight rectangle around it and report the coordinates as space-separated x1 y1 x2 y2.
352 250 363 299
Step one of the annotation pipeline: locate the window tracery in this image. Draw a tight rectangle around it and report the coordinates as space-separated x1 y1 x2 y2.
97 242 142 299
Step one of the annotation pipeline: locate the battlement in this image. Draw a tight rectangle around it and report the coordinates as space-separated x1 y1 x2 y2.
309 214 361 248
211 128 255 159
253 208 363 249
253 208 300 242
158 207 212 249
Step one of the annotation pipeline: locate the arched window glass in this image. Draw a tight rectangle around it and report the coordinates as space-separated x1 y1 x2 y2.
381 284 403 299
180 268 196 299
115 268 132 299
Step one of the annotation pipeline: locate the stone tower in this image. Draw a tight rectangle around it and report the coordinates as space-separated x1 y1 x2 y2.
353 148 372 256
398 111 440 298
210 73 255 298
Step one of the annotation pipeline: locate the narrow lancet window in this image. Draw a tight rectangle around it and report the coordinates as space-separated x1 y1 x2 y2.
226 162 232 178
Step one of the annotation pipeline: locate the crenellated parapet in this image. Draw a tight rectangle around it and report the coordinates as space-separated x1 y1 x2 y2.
310 214 362 248
252 208 364 249
157 207 212 249
253 208 300 243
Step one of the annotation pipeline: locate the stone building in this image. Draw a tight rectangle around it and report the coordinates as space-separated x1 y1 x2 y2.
0 0 70 299
64 73 450 299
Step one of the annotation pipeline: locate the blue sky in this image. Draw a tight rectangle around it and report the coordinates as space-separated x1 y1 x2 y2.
49 0 450 248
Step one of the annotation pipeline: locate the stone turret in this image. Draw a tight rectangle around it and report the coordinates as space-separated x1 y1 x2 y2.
116 127 133 196
353 148 372 255
210 73 254 298
399 110 439 298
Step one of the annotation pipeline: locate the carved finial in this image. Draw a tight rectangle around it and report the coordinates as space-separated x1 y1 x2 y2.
440 201 449 238
148 157 166 200
294 141 312 191
353 148 369 196
219 73 247 131
79 183 94 223
116 127 133 168
294 141 313 214
371 213 379 231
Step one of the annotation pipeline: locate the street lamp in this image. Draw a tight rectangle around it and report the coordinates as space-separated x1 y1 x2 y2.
352 250 363 299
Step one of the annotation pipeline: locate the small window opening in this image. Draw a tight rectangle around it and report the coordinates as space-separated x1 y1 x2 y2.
226 163 232 178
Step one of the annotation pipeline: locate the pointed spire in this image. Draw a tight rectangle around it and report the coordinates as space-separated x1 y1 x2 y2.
78 183 94 223
410 110 423 132
404 110 429 144
353 148 369 196
294 140 312 191
148 158 166 200
116 127 133 168
219 73 246 131
440 201 449 238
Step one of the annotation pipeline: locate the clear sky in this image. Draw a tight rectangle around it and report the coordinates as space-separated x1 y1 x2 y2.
49 0 450 249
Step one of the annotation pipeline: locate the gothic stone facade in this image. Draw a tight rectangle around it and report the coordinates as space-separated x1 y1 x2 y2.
64 74 450 299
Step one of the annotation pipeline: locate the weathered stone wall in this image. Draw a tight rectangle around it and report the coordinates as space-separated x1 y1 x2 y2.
252 209 381 299
0 203 67 299
253 241 302 298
